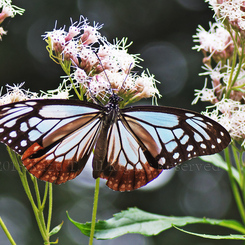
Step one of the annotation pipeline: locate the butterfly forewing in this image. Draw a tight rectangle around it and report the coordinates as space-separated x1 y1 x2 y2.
121 106 231 170
0 99 103 183
0 99 102 154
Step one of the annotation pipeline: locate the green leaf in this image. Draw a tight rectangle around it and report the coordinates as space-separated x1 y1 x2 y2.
67 208 245 240
49 221 63 236
199 154 241 187
174 226 245 240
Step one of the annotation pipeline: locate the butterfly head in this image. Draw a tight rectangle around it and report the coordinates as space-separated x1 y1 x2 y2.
104 94 123 114
109 93 123 105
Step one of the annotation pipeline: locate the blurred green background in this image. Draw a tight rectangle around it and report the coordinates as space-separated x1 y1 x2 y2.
0 0 241 244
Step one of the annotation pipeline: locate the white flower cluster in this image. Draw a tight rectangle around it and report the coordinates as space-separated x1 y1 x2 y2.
44 16 160 105
193 1 245 145
0 82 70 105
194 61 245 104
206 0 245 33
193 22 234 63
0 83 38 105
203 99 245 146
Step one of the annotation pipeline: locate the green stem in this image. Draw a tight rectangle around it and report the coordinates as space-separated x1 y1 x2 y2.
0 217 16 245
47 183 53 233
89 178 100 245
33 178 50 241
226 46 237 98
226 38 245 98
21 169 48 242
224 148 245 225
231 144 243 187
33 178 43 208
41 182 49 209
7 147 50 244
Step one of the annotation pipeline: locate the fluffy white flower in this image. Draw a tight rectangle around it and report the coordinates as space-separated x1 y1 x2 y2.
206 0 245 31
193 22 231 52
0 83 38 105
203 98 245 145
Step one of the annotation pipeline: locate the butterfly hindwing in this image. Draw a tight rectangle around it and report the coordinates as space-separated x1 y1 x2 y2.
121 106 231 170
94 120 162 191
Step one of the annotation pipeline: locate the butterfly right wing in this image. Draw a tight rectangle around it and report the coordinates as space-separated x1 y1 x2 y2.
0 99 103 183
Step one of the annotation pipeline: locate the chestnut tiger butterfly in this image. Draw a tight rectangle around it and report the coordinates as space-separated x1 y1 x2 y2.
0 93 230 191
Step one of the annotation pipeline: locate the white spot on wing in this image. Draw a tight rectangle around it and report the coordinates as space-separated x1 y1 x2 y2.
160 157 166 164
21 140 27 147
9 131 17 138
4 120 16 128
193 116 204 121
20 122 28 132
14 104 26 107
185 113 195 117
173 152 179 159
187 145 194 151
1 107 11 111
25 101 37 106
194 132 203 142
180 135 189 145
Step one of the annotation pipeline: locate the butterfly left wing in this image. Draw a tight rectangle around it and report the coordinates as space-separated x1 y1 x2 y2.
0 99 103 183
120 105 231 170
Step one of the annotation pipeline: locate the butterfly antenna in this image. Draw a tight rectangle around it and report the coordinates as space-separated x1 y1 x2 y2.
86 77 103 105
120 63 133 91
94 52 113 95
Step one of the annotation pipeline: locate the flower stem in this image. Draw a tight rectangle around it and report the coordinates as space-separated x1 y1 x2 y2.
7 147 52 244
224 147 245 225
47 183 53 233
89 178 100 245
0 217 16 245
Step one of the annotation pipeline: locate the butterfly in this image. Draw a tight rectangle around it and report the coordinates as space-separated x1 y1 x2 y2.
0 94 230 191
